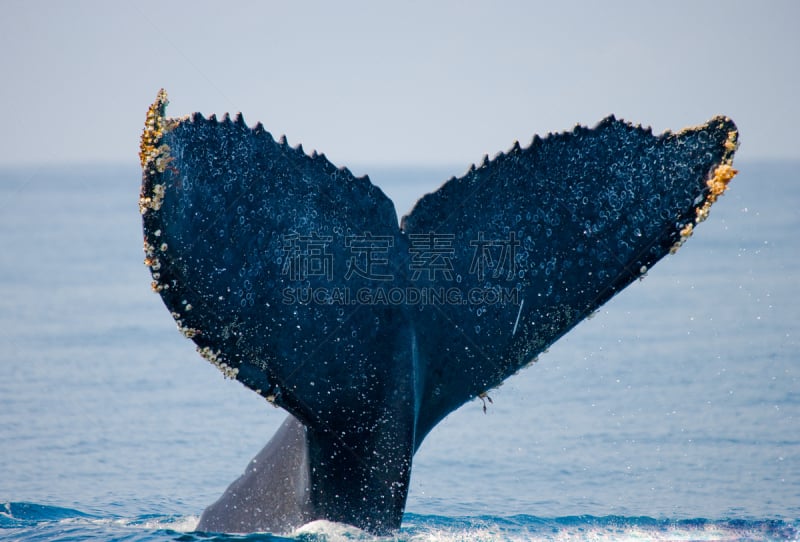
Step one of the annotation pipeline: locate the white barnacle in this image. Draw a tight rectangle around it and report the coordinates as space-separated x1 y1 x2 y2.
149 183 166 211
138 196 152 215
670 223 694 254
154 146 173 173
140 183 168 214
151 280 169 293
179 325 199 339
160 243 168 252
197 346 238 379
219 363 239 379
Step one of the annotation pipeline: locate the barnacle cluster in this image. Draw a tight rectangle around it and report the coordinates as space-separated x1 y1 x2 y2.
139 89 174 214
178 324 200 339
198 346 239 380
670 124 738 254
138 88 169 168
142 240 167 292
140 90 206 349
174 302 200 340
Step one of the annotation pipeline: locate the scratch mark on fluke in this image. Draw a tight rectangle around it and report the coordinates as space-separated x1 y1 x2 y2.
139 90 738 535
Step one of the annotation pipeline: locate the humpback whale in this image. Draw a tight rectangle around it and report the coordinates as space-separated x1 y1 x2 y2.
138 90 738 535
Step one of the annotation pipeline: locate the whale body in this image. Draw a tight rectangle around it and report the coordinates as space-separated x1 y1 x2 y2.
138 90 738 534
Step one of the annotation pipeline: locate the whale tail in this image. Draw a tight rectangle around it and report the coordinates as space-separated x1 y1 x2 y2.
140 90 737 533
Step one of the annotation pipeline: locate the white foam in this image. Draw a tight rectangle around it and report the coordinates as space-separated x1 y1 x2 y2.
75 514 200 534
293 519 375 540
136 514 200 533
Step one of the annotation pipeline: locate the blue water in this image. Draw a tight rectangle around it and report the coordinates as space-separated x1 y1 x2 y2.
0 162 798 541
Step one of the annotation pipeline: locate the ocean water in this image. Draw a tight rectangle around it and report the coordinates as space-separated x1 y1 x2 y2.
0 162 798 541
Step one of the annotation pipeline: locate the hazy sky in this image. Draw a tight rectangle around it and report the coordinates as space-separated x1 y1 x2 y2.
1 1 797 167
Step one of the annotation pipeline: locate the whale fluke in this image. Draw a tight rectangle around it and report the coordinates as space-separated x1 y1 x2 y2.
139 89 737 534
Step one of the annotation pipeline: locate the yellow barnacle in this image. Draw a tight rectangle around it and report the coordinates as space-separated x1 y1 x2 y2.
695 205 710 223
144 255 162 271
139 89 170 167
707 163 737 200
724 128 739 152
690 161 738 229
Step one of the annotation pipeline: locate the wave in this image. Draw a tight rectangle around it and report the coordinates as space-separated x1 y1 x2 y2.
2 502 798 541
401 514 800 542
